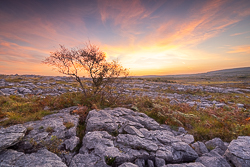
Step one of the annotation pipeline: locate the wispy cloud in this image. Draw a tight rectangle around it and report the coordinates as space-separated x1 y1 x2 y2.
228 45 250 54
230 31 250 36
0 0 250 75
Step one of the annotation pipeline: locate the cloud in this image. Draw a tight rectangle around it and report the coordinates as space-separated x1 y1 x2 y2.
230 31 250 36
97 0 250 74
228 45 250 54
1 0 250 75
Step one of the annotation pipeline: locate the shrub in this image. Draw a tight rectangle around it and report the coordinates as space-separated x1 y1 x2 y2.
26 126 34 135
43 42 129 106
63 122 74 129
46 126 54 133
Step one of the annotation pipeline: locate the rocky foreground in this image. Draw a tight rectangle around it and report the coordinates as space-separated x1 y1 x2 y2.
0 107 249 167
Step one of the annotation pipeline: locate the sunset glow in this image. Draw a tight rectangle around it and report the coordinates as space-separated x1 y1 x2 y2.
1 0 250 76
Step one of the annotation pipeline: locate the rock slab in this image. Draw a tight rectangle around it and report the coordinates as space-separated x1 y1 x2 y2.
224 136 250 167
70 108 198 167
0 124 26 152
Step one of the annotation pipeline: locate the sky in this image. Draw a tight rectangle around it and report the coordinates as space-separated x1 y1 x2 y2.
0 0 250 76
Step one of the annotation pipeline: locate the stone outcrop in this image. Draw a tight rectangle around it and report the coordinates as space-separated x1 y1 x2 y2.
195 150 231 167
0 149 67 167
70 108 199 166
0 107 250 167
191 141 209 156
0 106 79 166
205 138 227 152
0 124 26 152
14 106 79 154
224 136 250 167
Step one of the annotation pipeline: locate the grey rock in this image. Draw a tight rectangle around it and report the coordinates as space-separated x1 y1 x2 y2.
18 87 26 93
196 151 230 167
215 103 225 107
124 125 144 138
63 136 80 151
156 149 173 162
191 141 209 156
79 131 114 153
187 101 196 107
0 88 11 94
237 103 244 108
78 108 199 165
164 162 205 167
156 130 180 144
0 124 26 151
147 159 154 167
224 142 229 147
176 134 194 144
211 146 225 156
119 162 139 167
224 136 250 167
135 158 145 167
35 89 43 95
0 149 24 166
15 106 79 153
117 134 158 151
70 153 99 167
205 138 227 151
0 149 67 167
172 142 199 162
60 152 76 166
0 90 5 95
178 127 187 134
79 131 126 166
155 157 165 167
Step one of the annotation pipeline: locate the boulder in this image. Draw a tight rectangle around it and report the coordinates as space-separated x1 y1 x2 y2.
155 157 165 167
224 136 250 167
0 124 26 152
135 158 145 167
0 149 67 167
63 136 80 151
164 162 205 167
14 106 79 154
191 141 209 156
70 108 198 166
119 162 139 167
176 134 194 144
196 150 231 167
205 138 227 152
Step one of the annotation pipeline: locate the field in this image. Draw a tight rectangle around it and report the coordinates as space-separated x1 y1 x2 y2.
0 68 250 142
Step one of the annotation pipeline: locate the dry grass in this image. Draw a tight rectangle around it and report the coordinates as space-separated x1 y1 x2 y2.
1 75 249 143
63 121 75 129
122 95 250 142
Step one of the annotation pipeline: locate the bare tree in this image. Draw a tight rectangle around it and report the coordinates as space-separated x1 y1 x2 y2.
43 42 129 103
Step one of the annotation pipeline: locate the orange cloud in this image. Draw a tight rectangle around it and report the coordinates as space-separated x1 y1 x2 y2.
228 45 250 54
230 31 250 36
1 0 250 76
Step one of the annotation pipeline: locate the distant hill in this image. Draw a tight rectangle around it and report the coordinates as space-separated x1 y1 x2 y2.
205 67 250 75
135 67 250 78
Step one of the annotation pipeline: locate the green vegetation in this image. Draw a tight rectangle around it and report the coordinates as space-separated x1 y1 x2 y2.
43 135 62 154
46 126 54 133
1 74 250 143
123 95 250 142
105 155 116 165
63 121 75 129
26 126 34 135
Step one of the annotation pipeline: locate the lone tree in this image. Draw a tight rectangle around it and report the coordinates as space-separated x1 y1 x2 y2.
43 42 129 104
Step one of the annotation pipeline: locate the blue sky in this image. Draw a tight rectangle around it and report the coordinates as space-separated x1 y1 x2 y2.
0 0 250 76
